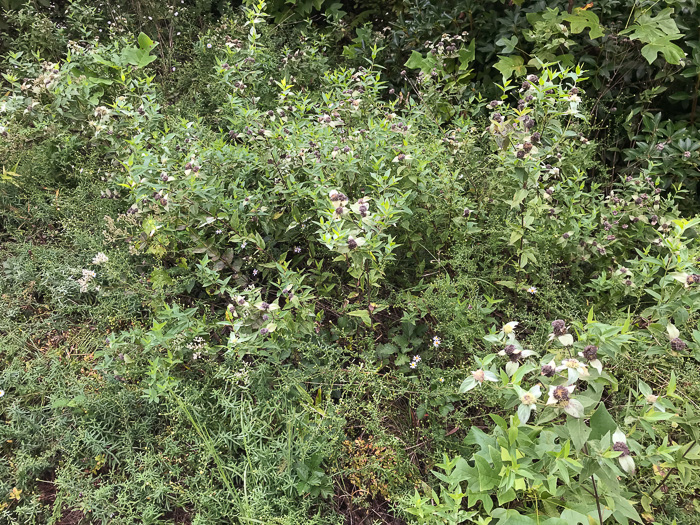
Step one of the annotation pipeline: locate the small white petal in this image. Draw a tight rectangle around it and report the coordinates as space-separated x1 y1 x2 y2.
619 455 636 474
564 399 584 418
505 361 520 376
613 430 626 443
518 404 533 424
503 321 519 334
483 371 499 382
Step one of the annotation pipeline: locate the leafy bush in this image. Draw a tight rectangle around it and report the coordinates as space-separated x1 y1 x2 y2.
2 0 700 523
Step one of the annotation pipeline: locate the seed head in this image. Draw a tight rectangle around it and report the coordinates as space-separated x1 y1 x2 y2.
613 442 630 456
582 345 598 361
670 338 686 352
552 385 570 402
551 319 566 336
541 364 555 377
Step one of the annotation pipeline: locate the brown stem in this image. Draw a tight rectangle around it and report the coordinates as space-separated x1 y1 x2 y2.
583 444 604 524
650 440 697 496
691 74 700 125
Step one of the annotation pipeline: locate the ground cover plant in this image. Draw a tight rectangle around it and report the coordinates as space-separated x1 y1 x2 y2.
1 0 700 523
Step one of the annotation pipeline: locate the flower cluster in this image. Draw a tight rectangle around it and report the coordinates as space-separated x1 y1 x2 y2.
92 252 109 265
78 269 96 293
409 355 422 369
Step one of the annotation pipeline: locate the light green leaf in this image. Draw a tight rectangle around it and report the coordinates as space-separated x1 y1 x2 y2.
347 309 371 326
494 55 526 80
564 10 604 39
640 39 685 65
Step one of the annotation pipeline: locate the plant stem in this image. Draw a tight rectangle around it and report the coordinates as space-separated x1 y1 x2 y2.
591 474 604 525
649 440 697 496
583 444 604 524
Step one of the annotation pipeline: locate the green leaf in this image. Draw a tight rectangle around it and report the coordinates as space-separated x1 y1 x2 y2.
589 404 617 441
567 416 591 450
138 32 156 51
497 487 517 505
405 50 436 73
667 371 677 396
149 268 174 288
491 509 536 524
347 309 371 326
496 36 518 54
474 454 500 491
640 39 685 65
458 39 476 69
564 10 604 39
494 55 526 80
620 8 684 64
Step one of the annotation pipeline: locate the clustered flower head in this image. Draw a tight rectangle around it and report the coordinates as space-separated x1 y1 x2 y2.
546 384 583 418
551 319 567 336
498 343 536 363
78 269 96 293
556 358 590 382
186 336 205 352
502 321 518 335
578 344 603 373
92 252 109 265
541 359 556 377
612 429 635 474
432 336 441 347
670 337 686 352
516 384 542 424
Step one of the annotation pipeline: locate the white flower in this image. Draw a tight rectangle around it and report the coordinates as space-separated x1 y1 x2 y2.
516 384 542 424
206 43 212 49
612 429 636 474
459 369 499 392
578 345 603 374
432 336 441 347
0 390 4 397
556 358 590 383
255 301 279 312
93 106 110 119
527 286 537 294
502 321 518 335
92 252 109 265
546 384 584 418
232 295 249 308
